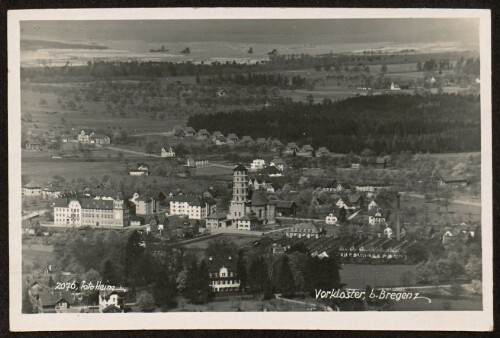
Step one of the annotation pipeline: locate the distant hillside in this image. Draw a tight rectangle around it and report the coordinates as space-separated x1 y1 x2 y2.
188 93 481 154
21 39 108 51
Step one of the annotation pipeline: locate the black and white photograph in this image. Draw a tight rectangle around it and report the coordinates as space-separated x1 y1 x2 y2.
8 7 492 331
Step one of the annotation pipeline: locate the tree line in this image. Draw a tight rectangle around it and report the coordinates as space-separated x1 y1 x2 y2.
201 72 307 88
187 93 480 154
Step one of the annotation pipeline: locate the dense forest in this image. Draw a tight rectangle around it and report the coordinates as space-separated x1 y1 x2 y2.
187 93 481 154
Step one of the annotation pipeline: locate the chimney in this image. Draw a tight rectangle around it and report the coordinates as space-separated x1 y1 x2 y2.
396 193 401 241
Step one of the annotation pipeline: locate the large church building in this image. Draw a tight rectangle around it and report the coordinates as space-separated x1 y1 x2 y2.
227 164 276 230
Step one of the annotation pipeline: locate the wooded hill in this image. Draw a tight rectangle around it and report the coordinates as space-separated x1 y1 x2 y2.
187 93 480 155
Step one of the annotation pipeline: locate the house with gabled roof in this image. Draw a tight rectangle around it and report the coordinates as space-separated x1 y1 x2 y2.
212 131 223 140
226 133 239 144
25 138 42 151
283 142 299 155
297 144 314 157
206 256 240 293
256 137 268 147
197 129 210 140
316 147 331 158
90 133 111 145
23 182 42 196
437 175 469 188
269 158 285 172
36 290 75 313
77 129 95 143
161 146 175 158
241 135 254 144
129 163 149 176
184 127 196 137
270 139 283 152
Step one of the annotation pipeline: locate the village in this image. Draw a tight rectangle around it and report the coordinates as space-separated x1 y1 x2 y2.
21 124 482 313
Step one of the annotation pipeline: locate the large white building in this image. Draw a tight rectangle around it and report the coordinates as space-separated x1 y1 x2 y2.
207 256 240 293
52 196 130 228
250 159 266 171
161 146 175 158
169 195 217 220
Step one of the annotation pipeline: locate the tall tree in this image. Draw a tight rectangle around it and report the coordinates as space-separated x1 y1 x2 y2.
123 231 144 277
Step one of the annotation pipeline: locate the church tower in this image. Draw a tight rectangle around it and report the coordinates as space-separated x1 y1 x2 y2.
228 164 249 221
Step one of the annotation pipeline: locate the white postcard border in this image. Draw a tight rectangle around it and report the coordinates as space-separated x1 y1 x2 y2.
8 7 493 331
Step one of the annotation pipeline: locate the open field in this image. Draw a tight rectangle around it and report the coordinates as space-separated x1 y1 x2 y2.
22 158 128 183
192 165 234 177
340 264 418 289
22 242 56 272
21 85 187 135
389 296 482 311
181 233 260 249
400 195 481 224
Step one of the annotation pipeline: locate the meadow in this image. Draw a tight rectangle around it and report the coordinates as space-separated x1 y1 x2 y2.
339 264 418 289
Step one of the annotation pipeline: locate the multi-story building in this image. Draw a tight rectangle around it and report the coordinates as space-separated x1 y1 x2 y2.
52 196 130 228
169 195 216 220
250 159 266 171
207 256 240 293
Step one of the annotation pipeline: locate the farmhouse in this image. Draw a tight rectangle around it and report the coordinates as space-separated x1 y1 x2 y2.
184 127 196 137
241 135 254 145
297 144 314 157
77 129 95 143
23 182 42 196
186 157 209 167
316 147 331 158
36 290 74 313
129 163 149 176
275 200 297 217
283 142 299 155
270 139 283 152
89 134 111 145
256 138 268 147
226 133 239 144
437 175 469 188
197 129 210 140
212 131 223 140
207 256 240 293
269 158 284 172
161 146 175 158
25 138 41 151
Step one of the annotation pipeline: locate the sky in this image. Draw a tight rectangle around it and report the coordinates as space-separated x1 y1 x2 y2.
20 19 479 49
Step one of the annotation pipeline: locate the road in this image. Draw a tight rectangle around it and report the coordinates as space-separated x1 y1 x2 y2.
275 294 335 311
99 145 161 158
277 216 322 222
401 192 481 207
22 209 49 220
130 131 174 137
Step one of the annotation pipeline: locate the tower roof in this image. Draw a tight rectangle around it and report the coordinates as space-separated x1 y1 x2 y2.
233 164 247 172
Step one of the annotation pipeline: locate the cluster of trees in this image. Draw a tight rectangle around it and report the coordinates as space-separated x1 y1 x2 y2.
188 93 480 154
415 228 482 285
201 73 307 89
